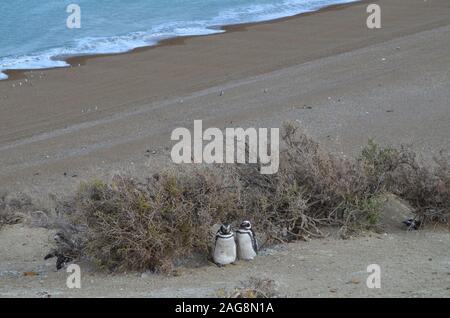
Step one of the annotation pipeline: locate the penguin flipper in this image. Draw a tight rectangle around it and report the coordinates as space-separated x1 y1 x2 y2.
250 229 258 254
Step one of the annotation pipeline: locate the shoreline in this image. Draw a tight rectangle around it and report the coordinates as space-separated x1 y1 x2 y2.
2 0 369 82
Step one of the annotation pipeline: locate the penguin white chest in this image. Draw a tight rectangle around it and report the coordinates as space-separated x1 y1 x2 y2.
213 236 236 265
237 232 257 260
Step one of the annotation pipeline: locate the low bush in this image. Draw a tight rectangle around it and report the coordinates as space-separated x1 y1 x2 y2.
52 125 387 272
360 140 450 225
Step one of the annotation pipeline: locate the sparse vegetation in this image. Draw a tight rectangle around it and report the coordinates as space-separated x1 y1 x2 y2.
0 192 30 229
360 140 450 225
50 124 387 272
9 123 446 273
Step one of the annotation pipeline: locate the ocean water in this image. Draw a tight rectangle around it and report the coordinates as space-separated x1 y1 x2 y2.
0 0 357 80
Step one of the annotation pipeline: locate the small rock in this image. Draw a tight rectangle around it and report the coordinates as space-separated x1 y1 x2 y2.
348 277 360 284
23 271 38 277
329 288 338 293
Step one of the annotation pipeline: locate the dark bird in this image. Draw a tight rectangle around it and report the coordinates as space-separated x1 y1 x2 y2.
44 232 76 270
44 251 72 270
402 218 421 230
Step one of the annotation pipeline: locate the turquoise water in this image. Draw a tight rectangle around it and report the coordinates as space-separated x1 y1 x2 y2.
0 0 357 80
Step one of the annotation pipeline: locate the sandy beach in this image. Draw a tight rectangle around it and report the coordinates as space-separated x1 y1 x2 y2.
0 0 449 297
0 0 449 195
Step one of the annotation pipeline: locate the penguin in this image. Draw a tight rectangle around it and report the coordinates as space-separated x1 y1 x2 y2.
402 218 421 230
236 220 258 260
213 224 236 266
44 232 75 270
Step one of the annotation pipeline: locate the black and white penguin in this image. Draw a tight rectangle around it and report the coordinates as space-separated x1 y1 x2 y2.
44 232 74 270
402 218 421 230
236 220 258 260
213 224 236 266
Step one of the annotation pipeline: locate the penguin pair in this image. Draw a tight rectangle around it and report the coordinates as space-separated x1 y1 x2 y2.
213 221 258 266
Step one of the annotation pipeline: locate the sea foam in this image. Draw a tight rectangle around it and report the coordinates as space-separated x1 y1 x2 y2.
0 0 358 80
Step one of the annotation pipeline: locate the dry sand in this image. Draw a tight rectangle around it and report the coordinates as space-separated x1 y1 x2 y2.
0 0 449 196
1 222 449 298
0 0 449 297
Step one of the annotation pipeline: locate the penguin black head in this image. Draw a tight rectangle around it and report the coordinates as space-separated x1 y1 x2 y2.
239 220 252 230
219 224 232 235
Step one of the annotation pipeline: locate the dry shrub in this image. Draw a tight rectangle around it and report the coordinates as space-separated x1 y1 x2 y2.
50 124 450 272
59 170 253 272
361 140 450 225
0 192 31 229
279 124 382 236
0 192 54 230
52 124 387 272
